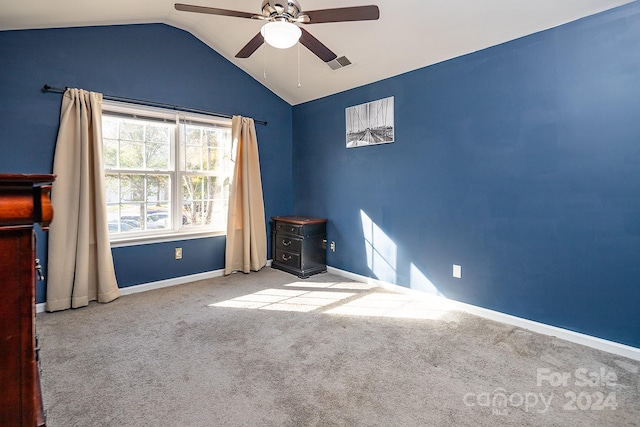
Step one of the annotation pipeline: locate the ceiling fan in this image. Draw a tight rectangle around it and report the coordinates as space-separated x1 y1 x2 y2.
174 1 380 63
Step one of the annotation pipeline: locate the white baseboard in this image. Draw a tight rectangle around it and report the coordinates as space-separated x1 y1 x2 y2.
36 260 274 314
118 269 226 296
36 269 225 314
116 260 273 297
327 266 640 362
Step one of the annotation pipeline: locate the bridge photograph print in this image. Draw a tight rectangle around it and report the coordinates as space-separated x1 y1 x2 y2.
346 96 394 148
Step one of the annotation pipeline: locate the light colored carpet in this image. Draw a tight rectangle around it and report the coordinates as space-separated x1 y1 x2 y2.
37 268 640 426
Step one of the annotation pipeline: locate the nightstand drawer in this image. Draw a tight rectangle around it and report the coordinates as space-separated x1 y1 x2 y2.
275 222 303 236
275 249 300 269
275 235 302 252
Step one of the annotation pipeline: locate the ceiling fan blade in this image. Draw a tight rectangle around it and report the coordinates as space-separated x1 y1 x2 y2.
175 3 255 19
235 32 265 59
299 28 337 63
302 5 379 24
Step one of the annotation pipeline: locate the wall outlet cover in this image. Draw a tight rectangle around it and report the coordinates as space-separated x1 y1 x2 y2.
453 264 462 279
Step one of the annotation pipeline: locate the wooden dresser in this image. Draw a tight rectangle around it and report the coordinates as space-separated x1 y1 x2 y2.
271 216 327 278
0 174 54 427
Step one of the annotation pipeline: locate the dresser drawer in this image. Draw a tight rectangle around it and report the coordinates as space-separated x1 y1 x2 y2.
275 235 302 252
274 248 300 269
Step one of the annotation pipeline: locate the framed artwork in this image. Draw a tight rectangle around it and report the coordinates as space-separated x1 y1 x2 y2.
346 96 394 148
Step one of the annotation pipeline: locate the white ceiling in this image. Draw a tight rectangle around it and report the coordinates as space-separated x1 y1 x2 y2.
0 0 634 105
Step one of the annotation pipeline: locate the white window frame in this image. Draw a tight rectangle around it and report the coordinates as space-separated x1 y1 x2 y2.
102 100 233 247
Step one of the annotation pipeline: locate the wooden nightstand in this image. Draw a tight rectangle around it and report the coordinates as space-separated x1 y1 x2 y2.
271 216 327 278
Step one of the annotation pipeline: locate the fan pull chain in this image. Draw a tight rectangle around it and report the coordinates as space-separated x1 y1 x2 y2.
263 45 267 80
297 42 301 88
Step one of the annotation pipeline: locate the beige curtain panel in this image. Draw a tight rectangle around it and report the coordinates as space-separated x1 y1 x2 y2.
47 88 120 311
225 116 267 275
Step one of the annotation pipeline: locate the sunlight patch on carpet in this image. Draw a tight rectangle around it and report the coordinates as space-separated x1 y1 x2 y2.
210 288 356 312
283 281 376 290
209 282 453 319
325 292 454 320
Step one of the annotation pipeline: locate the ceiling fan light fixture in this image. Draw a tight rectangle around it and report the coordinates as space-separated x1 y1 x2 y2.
260 21 301 49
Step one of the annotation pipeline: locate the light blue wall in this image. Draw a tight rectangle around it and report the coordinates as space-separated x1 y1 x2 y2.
0 24 293 300
292 3 640 348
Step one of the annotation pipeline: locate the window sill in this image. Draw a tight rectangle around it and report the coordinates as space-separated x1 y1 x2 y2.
110 230 225 248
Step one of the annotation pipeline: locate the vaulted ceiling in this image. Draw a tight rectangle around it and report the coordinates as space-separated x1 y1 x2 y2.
0 0 634 105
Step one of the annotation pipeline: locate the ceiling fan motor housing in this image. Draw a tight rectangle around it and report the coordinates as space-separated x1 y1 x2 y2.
261 0 302 21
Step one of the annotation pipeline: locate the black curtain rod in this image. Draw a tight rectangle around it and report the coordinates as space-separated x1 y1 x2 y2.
42 85 267 126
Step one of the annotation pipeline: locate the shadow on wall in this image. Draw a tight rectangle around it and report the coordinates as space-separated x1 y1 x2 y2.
360 209 445 297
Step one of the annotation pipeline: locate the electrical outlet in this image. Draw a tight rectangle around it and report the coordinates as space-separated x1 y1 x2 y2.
330 241 336 252
175 247 183 260
453 264 461 279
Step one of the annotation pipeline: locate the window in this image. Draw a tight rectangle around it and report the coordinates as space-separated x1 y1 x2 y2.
102 102 233 241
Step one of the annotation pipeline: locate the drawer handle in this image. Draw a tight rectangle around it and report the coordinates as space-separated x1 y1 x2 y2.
289 227 295 232
282 239 291 246
282 254 292 261
35 258 45 281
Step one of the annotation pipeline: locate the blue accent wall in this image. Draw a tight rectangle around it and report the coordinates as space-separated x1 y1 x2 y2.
0 24 293 302
111 237 226 287
292 3 640 348
2 5 640 349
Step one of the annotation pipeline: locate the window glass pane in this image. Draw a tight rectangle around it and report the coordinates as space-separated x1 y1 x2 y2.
103 139 118 168
182 203 194 226
182 175 201 202
120 204 143 230
209 176 229 230
120 174 144 202
119 121 144 142
186 127 202 145
182 176 203 226
120 141 144 169
216 129 232 175
204 129 220 172
206 146 220 172
183 201 206 227
205 129 219 147
182 175 227 229
108 220 139 234
105 174 119 203
108 203 144 234
103 117 119 139
184 145 202 172
106 204 119 234
146 125 170 143
146 206 170 230
146 142 169 170
184 125 218 172
146 175 170 203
